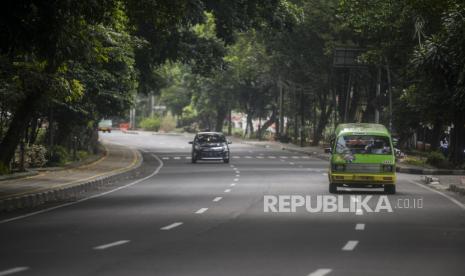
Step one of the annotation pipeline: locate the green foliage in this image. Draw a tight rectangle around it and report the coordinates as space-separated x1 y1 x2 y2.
48 145 70 166
426 151 449 168
139 117 161 131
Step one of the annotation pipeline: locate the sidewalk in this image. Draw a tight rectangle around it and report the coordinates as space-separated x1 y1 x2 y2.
0 142 142 212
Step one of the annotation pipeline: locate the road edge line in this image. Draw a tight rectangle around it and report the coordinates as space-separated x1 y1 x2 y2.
409 180 465 211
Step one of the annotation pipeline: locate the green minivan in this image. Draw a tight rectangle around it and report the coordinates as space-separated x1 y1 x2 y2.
328 123 396 194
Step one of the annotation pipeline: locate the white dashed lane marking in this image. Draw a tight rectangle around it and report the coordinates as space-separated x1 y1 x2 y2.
342 240 359 251
93 240 130 250
213 197 223 202
195 208 208 214
0 267 30 276
307 268 332 276
224 189 231 193
230 183 236 187
160 222 183 230
355 223 365 230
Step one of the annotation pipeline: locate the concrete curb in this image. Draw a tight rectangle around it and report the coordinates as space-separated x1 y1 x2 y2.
0 149 143 213
396 167 465 175
449 184 465 195
0 170 39 181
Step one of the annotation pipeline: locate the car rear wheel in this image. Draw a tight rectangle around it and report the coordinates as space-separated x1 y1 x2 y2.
223 158 229 163
329 183 338 193
191 154 197 163
384 185 396 194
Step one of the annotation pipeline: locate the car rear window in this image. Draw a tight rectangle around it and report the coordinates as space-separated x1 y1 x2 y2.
196 134 226 143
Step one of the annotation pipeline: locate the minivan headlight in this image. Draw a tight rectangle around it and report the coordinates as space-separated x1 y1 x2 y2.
382 165 394 172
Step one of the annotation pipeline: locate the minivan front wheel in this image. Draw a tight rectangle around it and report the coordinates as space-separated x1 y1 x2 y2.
384 185 396 194
329 183 338 193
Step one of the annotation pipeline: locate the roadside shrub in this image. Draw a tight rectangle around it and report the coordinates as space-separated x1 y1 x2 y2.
160 114 176 132
426 151 449 168
139 117 161 131
13 144 48 168
27 144 48 167
48 145 70 166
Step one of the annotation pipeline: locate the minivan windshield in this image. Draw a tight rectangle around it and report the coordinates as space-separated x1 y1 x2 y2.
335 135 392 155
196 134 226 143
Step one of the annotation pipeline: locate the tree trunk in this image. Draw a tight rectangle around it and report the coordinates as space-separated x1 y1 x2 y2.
312 100 333 146
449 113 465 165
247 114 254 138
257 108 276 140
430 119 443 151
215 106 227 132
0 91 41 172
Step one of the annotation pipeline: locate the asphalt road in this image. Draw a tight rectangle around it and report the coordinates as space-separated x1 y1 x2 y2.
1 131 464 276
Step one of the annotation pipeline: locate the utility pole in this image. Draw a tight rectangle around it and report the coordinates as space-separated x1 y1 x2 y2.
278 77 284 140
150 93 155 118
375 66 381 123
228 107 232 136
386 63 393 132
344 69 352 122
300 86 305 147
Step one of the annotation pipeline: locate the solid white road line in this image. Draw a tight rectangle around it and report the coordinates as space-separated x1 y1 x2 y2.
161 222 183 230
213 197 223 202
93 240 130 250
409 180 465 211
355 223 365 230
308 268 332 276
224 189 231 193
0 267 29 276
342 240 359 251
195 208 208 214
0 154 164 225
